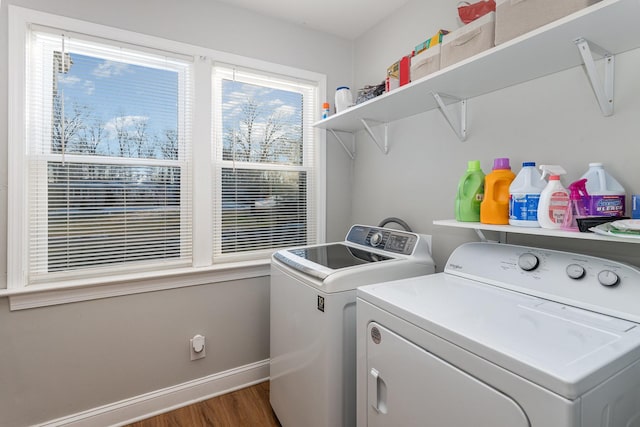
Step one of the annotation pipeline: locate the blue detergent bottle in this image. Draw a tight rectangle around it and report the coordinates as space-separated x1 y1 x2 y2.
509 162 546 227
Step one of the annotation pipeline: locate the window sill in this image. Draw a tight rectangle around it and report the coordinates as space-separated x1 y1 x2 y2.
0 259 271 310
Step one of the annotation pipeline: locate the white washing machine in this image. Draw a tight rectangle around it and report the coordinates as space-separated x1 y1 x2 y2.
270 224 436 427
357 242 640 427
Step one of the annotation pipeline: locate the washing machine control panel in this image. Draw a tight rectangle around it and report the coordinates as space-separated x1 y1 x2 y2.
446 242 640 322
346 225 419 255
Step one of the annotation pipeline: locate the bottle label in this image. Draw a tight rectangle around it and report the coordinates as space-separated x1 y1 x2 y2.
589 195 625 216
509 193 540 221
548 191 570 224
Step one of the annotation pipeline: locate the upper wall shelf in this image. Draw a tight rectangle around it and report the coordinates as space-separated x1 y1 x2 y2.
314 0 640 134
433 219 640 244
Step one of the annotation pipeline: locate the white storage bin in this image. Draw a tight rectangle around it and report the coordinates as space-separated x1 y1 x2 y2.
441 12 495 69
495 0 601 45
410 44 440 81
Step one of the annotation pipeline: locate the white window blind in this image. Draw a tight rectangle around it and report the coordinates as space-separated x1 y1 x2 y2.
212 66 318 262
26 28 193 283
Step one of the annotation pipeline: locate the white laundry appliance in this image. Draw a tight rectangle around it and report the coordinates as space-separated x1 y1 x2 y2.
357 242 640 427
270 224 436 427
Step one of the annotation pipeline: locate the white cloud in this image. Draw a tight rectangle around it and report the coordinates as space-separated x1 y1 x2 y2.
58 75 81 86
83 80 95 96
274 104 296 118
92 61 130 78
104 115 149 139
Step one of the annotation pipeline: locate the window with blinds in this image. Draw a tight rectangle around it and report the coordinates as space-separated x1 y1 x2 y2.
10 7 324 293
26 28 193 282
212 67 318 261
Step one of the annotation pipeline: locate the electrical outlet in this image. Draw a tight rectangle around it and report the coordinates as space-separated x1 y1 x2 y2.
190 334 206 360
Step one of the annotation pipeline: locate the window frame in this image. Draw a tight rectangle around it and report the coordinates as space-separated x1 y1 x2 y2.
211 65 320 263
6 6 327 309
27 28 194 281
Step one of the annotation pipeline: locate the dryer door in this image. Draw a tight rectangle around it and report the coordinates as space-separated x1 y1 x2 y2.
366 322 530 427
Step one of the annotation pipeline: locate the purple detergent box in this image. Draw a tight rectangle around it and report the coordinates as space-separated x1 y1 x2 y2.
633 195 640 219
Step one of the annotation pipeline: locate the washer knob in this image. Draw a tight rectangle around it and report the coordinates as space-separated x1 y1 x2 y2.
370 232 383 247
518 253 539 271
566 264 585 279
598 270 620 287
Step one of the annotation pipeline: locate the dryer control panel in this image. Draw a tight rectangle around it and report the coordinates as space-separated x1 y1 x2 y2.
445 242 640 324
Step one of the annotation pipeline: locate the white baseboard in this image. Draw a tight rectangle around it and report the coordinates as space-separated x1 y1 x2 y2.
40 359 270 427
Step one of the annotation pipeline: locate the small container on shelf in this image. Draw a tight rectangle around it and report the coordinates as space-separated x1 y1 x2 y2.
335 87 353 113
322 102 330 119
386 55 412 92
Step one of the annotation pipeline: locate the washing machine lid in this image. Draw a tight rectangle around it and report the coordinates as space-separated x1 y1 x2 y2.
358 273 640 400
274 243 394 280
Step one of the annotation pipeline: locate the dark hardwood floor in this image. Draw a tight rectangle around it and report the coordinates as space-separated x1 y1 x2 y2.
125 381 281 427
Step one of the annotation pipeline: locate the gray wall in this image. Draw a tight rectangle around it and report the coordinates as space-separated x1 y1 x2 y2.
351 0 640 271
0 1 353 425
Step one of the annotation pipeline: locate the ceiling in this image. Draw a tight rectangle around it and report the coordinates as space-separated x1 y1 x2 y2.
214 0 413 39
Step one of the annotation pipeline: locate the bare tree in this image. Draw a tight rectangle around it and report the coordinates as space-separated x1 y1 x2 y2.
224 98 300 164
160 129 178 160
113 114 132 158
51 98 87 155
131 118 150 158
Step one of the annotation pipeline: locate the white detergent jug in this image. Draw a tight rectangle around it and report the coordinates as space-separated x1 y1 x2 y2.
509 161 546 227
580 163 626 217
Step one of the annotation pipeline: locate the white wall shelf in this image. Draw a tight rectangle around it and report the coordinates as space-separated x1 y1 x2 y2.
433 219 640 244
314 0 639 142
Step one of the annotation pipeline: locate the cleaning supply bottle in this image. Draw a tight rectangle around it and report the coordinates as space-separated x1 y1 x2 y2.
480 158 515 225
580 162 626 217
509 162 546 227
561 178 590 231
322 102 330 119
455 160 485 222
538 165 570 229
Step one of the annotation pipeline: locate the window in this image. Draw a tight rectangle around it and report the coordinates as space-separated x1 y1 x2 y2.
8 7 325 298
24 28 192 284
213 67 318 262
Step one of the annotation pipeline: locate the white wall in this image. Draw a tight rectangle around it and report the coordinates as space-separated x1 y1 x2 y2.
0 1 353 425
351 0 640 271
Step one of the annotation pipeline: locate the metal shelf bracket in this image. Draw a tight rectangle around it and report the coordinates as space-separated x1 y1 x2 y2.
574 37 614 117
474 228 506 244
328 129 356 160
432 92 467 141
360 119 389 154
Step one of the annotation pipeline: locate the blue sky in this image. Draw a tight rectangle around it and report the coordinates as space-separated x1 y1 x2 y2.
58 52 178 157
221 79 303 162
58 52 304 161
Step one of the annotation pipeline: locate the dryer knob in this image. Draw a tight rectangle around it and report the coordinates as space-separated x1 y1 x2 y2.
370 232 383 247
566 264 585 280
598 270 620 287
517 253 539 271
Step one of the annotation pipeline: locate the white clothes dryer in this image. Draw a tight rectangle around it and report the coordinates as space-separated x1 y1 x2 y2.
270 224 435 427
357 242 640 427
